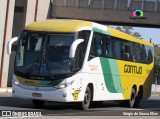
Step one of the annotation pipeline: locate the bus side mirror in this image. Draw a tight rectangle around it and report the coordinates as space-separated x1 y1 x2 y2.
69 39 84 58
7 37 19 55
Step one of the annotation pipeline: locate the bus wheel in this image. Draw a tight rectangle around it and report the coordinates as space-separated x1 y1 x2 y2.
129 88 136 108
135 88 143 107
79 86 91 110
119 88 136 107
32 100 45 108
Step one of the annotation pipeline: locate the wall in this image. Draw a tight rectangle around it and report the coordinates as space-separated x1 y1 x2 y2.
7 0 50 87
0 0 8 70
0 0 15 88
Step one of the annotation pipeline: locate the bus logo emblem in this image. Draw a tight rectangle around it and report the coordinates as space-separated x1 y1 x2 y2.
73 90 81 100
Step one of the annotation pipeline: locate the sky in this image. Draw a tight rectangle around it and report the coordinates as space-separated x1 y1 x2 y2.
133 27 160 45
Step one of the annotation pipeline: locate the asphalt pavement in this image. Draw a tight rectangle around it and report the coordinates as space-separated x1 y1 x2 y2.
0 92 159 118
0 84 159 118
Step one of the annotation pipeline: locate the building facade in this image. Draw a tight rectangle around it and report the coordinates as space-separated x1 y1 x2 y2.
0 0 51 88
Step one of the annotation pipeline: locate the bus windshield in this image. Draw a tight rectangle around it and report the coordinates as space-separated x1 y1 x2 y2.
15 31 75 79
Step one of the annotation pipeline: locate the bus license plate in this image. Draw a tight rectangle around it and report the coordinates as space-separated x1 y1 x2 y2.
32 93 42 97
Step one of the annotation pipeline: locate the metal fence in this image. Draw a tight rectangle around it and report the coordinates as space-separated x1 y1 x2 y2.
53 0 160 12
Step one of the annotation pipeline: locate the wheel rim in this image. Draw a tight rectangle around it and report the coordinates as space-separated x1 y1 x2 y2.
130 91 135 107
84 90 90 105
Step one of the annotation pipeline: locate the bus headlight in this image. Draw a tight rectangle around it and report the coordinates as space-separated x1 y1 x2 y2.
54 81 74 89
12 75 20 86
54 84 66 89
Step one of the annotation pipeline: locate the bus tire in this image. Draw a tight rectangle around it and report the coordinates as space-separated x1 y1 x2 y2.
135 88 143 107
32 100 45 108
79 86 91 110
119 88 136 108
128 88 136 108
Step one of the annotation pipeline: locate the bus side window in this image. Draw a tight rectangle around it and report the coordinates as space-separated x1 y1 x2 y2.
104 36 113 58
89 33 103 60
114 39 123 60
123 41 132 61
133 43 141 62
146 46 153 64
141 45 147 63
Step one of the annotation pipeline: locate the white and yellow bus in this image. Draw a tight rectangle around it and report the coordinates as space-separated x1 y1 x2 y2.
8 19 154 110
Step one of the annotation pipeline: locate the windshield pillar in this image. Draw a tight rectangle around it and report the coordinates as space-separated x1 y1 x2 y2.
71 30 91 72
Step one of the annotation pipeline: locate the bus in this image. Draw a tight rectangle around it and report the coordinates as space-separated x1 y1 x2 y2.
8 19 154 110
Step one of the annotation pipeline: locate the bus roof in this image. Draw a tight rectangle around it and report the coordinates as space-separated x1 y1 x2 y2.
25 19 92 32
25 19 153 47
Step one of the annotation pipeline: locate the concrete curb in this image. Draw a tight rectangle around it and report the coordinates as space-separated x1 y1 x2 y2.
0 88 12 93
151 92 160 96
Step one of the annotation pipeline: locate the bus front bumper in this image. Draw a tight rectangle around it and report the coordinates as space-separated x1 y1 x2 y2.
12 84 73 102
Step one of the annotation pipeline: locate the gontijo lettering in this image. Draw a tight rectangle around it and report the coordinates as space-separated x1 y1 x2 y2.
124 64 142 74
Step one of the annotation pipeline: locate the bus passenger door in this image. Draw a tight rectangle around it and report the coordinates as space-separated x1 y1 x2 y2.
88 32 105 101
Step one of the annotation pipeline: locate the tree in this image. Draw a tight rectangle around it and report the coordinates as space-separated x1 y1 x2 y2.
115 26 142 39
154 45 160 84
115 26 124 32
132 32 142 39
155 44 160 47
122 26 133 35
